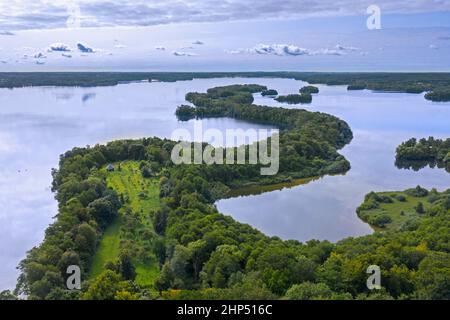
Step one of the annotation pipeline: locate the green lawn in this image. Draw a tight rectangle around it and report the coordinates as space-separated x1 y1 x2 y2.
89 161 161 284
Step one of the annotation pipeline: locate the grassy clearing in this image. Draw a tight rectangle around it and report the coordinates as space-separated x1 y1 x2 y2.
357 189 434 231
135 259 161 287
107 161 160 217
89 161 161 284
89 216 121 278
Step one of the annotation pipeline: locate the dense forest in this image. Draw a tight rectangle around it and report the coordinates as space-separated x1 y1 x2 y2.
396 137 450 173
1 72 450 101
299 86 319 94
275 93 312 104
11 84 450 300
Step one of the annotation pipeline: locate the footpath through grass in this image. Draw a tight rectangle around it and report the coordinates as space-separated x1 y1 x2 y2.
89 161 161 286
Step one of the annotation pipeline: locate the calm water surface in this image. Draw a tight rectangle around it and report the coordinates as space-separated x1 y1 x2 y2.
1 77 450 289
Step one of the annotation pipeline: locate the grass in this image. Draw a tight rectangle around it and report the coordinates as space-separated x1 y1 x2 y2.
89 161 161 285
135 260 161 287
357 191 433 231
89 216 121 278
107 162 160 216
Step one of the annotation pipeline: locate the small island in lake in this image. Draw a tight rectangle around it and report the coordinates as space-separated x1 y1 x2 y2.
275 93 312 104
261 89 278 96
299 85 319 94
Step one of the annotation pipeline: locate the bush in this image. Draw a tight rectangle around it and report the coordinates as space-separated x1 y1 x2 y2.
371 214 392 228
175 105 196 121
285 282 332 300
405 186 429 197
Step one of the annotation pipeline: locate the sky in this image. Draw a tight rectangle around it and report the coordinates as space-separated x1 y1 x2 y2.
0 0 450 71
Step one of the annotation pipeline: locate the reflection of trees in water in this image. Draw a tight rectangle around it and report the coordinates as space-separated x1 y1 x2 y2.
395 159 450 173
82 93 96 103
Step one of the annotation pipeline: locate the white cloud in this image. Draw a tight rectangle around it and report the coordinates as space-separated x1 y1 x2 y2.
229 43 359 57
61 53 72 58
172 51 198 57
335 44 359 51
155 46 166 50
47 43 71 52
193 40 204 45
1 0 450 31
230 44 310 56
0 31 15 35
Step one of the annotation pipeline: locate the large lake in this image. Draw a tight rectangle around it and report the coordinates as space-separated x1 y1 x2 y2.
1 77 449 290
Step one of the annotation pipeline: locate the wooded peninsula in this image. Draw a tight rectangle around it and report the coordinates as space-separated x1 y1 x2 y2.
12 83 450 301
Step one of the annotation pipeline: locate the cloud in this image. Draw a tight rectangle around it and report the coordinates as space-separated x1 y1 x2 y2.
47 43 71 52
437 36 450 40
313 48 345 56
155 46 165 50
230 44 310 56
77 42 94 53
61 53 72 58
35 60 45 65
2 0 450 31
0 31 15 36
33 52 47 59
114 44 126 49
193 40 204 45
172 51 198 57
429 44 439 49
335 44 359 51
229 43 358 57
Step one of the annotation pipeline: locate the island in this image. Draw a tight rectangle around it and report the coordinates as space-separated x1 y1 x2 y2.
275 93 312 104
396 137 450 173
299 85 319 94
261 89 278 96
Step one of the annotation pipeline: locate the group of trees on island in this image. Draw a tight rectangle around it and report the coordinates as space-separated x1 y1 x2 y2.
261 89 278 96
11 84 450 301
425 88 450 102
274 86 319 105
299 85 319 94
396 137 450 173
275 94 312 104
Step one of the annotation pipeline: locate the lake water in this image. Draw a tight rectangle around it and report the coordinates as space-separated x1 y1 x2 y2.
1 77 450 290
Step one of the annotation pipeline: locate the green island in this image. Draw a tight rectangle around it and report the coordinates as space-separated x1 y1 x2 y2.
261 89 279 96
2 72 450 101
396 137 450 173
14 84 450 301
300 85 319 94
275 93 312 104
